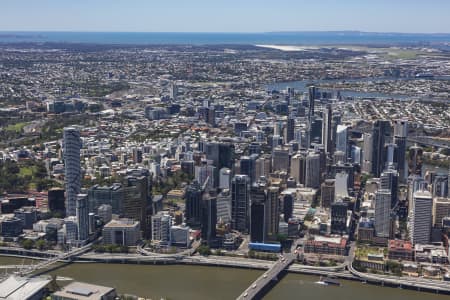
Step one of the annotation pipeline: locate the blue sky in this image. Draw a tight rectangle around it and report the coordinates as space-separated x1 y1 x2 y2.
1 0 449 33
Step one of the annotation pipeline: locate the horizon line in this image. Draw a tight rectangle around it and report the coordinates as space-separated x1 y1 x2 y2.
1 30 450 35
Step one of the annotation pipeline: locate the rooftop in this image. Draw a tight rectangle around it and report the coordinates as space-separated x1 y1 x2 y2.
51 281 115 300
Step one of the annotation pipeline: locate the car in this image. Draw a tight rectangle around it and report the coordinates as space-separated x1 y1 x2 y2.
263 274 267 278
243 292 248 297
252 284 257 289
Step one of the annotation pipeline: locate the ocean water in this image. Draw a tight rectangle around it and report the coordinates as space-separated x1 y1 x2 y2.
0 31 450 45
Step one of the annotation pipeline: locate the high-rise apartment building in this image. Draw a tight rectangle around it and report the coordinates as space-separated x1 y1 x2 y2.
63 127 82 216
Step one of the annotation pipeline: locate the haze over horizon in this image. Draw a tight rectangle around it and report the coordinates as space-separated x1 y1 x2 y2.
1 0 449 34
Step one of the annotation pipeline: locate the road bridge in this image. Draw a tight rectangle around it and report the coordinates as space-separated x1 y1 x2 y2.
236 253 295 300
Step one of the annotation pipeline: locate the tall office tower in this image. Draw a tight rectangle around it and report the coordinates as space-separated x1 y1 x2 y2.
240 154 258 184
97 204 112 224
181 160 195 177
219 168 231 190
151 213 171 245
305 152 321 188
331 201 348 234
250 183 267 243
383 143 398 169
410 190 433 245
290 152 306 185
48 188 66 217
362 133 373 174
267 187 280 237
408 145 423 176
333 151 346 164
285 116 295 144
321 179 335 208
393 119 408 182
335 172 349 200
206 142 234 170
321 104 333 155
63 127 82 216
283 192 294 222
170 82 178 100
374 189 392 238
217 189 231 224
308 86 316 120
273 121 283 137
335 125 348 160
433 197 450 228
272 147 290 172
205 142 220 167
380 168 399 208
88 183 124 215
407 175 428 215
185 181 203 226
76 194 89 241
309 116 323 145
351 145 362 165
201 194 217 244
194 162 216 189
314 144 327 176
432 174 448 198
207 106 216 127
231 175 250 233
123 176 149 238
248 142 261 156
371 120 392 177
331 162 355 191
255 154 271 180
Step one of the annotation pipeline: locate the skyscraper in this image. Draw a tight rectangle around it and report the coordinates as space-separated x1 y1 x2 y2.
408 145 423 176
63 127 82 216
410 190 433 245
123 176 149 238
331 201 348 234
185 181 203 226
285 116 295 144
231 175 250 233
250 183 267 243
267 187 280 237
371 120 392 177
305 152 321 188
380 168 399 208
76 194 89 241
374 189 391 238
335 125 348 160
290 151 306 185
322 104 333 155
362 133 373 174
201 194 217 244
240 154 258 184
272 147 290 172
308 86 316 120
321 179 335 208
393 119 408 182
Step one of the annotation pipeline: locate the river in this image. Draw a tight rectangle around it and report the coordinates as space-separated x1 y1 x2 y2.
0 256 448 299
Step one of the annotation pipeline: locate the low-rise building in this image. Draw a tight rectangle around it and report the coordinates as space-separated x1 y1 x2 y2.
388 239 414 261
304 236 347 256
51 281 116 300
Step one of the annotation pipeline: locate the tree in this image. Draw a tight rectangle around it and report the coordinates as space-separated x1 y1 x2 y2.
198 245 211 256
21 239 34 250
35 239 47 251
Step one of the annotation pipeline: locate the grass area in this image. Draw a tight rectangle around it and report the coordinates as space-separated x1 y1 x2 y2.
19 165 36 177
5 122 27 133
355 245 386 259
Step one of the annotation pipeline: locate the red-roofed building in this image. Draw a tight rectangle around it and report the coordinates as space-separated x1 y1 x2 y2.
388 239 413 261
304 236 347 256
